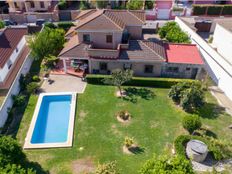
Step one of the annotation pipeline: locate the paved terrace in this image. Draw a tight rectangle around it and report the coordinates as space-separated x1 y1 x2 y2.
40 74 87 94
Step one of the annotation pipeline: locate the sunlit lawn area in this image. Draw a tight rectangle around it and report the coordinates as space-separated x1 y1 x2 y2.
16 84 232 174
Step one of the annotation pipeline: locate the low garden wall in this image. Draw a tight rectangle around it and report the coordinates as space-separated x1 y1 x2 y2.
86 74 194 88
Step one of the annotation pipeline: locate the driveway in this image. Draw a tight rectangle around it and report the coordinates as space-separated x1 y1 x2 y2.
41 75 87 93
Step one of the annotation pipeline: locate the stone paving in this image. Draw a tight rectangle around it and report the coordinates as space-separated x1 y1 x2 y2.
41 74 87 93
209 86 232 116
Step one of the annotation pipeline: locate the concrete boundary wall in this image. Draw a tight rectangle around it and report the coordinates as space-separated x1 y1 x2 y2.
175 17 232 101
0 53 32 129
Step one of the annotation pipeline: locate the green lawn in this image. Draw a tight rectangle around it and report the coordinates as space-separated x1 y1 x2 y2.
16 84 232 174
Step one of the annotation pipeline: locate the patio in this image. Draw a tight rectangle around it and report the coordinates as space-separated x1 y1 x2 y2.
40 74 87 93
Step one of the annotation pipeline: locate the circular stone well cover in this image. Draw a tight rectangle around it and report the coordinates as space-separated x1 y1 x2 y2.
188 139 208 154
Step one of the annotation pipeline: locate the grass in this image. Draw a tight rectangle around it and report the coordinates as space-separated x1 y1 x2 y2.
16 84 232 174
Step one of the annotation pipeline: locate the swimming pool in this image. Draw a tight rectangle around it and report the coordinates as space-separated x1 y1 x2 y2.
24 92 76 149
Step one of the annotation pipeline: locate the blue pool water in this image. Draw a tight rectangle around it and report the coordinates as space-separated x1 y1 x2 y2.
31 95 72 144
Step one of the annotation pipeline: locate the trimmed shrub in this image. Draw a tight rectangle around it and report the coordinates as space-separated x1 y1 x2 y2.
182 115 202 134
222 5 232 15
32 75 40 82
12 95 26 107
207 6 223 15
96 1 108 9
44 22 57 29
0 136 26 167
58 0 67 10
19 73 31 91
145 0 154 10
192 5 207 15
174 135 191 157
57 22 74 31
87 75 195 88
139 154 194 174
181 85 204 112
95 161 119 174
0 164 35 174
0 20 5 29
26 82 39 94
126 0 143 10
168 81 199 103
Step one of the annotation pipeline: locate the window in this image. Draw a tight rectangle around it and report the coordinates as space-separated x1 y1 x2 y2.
144 65 153 73
99 62 107 71
16 47 18 53
14 2 19 8
106 35 112 43
40 1 45 8
83 34 90 42
186 67 191 71
167 67 179 73
123 63 132 70
30 1 35 8
7 60 13 70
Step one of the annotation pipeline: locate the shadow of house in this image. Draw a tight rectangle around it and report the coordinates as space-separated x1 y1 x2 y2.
123 87 155 103
195 102 225 119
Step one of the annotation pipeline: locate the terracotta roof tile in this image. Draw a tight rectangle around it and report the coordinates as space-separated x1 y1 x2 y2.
120 40 166 62
75 9 97 20
74 9 145 31
0 27 27 68
59 36 89 58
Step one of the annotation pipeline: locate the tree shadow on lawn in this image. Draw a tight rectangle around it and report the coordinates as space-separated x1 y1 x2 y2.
26 161 50 174
194 128 218 139
193 102 225 119
128 146 145 155
123 87 155 103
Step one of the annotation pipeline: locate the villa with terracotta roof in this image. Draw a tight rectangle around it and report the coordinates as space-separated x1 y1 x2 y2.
58 9 204 79
0 27 29 89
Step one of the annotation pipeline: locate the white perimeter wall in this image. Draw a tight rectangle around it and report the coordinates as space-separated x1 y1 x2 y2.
176 17 232 101
0 53 33 129
0 37 26 82
213 24 232 65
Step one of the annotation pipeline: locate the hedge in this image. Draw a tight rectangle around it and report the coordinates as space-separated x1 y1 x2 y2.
207 6 222 15
193 5 232 16
174 135 208 157
192 5 207 15
57 22 74 31
86 75 195 88
222 5 232 15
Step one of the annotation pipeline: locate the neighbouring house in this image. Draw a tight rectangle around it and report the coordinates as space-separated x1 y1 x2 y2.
212 20 232 64
176 16 232 100
57 9 204 79
7 0 53 13
0 27 29 89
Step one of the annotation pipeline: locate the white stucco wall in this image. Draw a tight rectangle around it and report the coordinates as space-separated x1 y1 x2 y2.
0 36 26 83
212 24 232 65
176 17 232 101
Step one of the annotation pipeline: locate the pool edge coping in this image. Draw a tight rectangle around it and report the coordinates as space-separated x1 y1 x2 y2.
23 92 76 149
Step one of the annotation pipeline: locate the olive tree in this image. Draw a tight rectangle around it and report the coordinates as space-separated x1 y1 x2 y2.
103 69 133 96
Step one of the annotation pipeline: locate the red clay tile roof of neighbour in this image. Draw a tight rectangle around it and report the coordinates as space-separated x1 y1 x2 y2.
120 40 166 62
59 36 89 58
65 26 76 37
165 44 204 65
75 9 97 20
74 9 145 31
0 27 27 68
